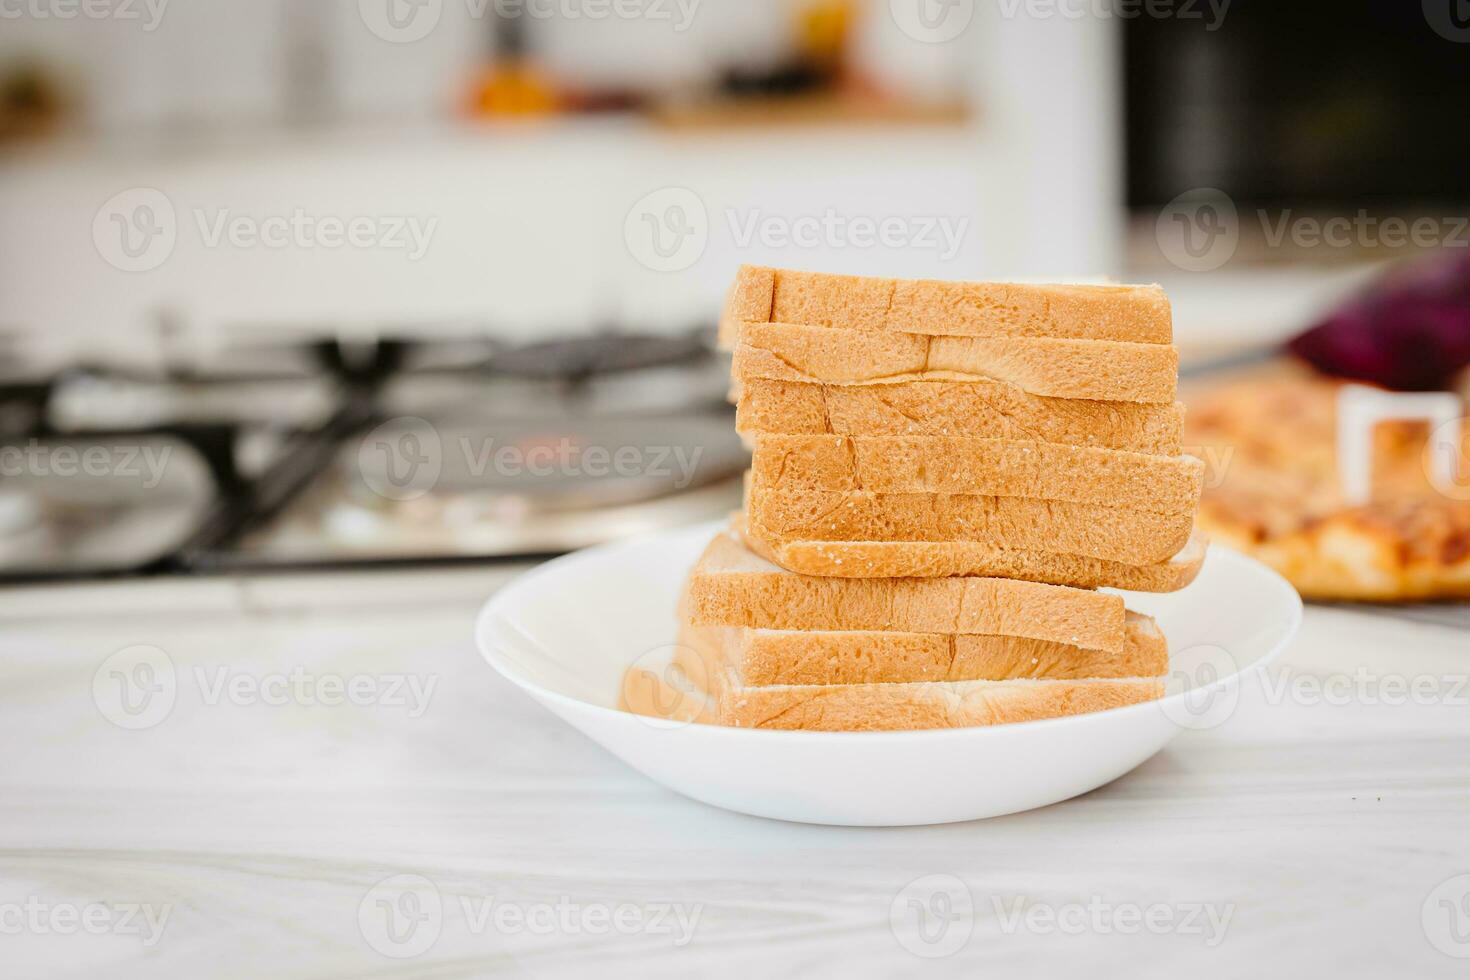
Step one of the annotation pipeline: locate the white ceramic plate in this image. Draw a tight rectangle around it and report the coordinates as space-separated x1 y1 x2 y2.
475 522 1302 827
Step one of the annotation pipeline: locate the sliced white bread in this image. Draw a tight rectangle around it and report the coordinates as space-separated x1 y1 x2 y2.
705 673 1166 730
750 434 1204 513
684 529 1127 651
681 612 1168 686
674 623 1164 731
734 376 1185 456
746 484 1195 566
734 323 1178 404
737 514 1206 593
721 265 1172 345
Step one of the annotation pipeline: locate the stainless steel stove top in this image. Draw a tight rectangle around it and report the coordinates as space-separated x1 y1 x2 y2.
0 327 743 580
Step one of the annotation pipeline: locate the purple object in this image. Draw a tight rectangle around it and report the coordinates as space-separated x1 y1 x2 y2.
1288 252 1470 391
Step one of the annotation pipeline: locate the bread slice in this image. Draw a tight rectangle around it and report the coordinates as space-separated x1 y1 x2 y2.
747 485 1194 566
734 323 1178 404
705 673 1166 730
721 265 1172 345
750 434 1204 513
685 529 1127 651
680 612 1168 686
738 514 1206 592
734 377 1185 455
671 623 1166 731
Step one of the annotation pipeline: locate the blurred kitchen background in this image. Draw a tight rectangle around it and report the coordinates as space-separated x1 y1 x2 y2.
1 0 1468 584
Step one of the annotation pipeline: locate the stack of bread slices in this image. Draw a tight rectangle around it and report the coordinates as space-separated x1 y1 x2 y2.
675 265 1206 731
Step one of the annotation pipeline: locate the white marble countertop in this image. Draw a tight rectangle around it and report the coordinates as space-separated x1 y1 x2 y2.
1 563 1468 978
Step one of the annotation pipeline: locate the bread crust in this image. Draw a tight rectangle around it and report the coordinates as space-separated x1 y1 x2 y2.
719 264 1172 346
710 676 1165 730
734 377 1185 455
750 434 1204 513
747 486 1196 566
740 516 1206 592
686 530 1128 651
683 613 1168 686
734 323 1179 404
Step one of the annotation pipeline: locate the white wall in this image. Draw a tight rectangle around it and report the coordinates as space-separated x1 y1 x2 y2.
0 2 1129 353
0 122 987 355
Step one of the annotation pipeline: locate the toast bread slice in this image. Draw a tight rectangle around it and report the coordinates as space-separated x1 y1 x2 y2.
733 377 1185 455
673 623 1165 731
705 675 1166 730
703 672 1167 730
750 434 1204 513
680 612 1167 686
721 265 1172 345
738 514 1206 592
747 484 1195 566
685 529 1127 651
734 323 1178 404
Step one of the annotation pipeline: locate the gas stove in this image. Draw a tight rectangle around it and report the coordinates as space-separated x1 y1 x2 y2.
0 326 745 581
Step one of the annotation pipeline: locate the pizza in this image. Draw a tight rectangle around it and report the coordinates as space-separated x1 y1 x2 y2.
1184 361 1470 601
